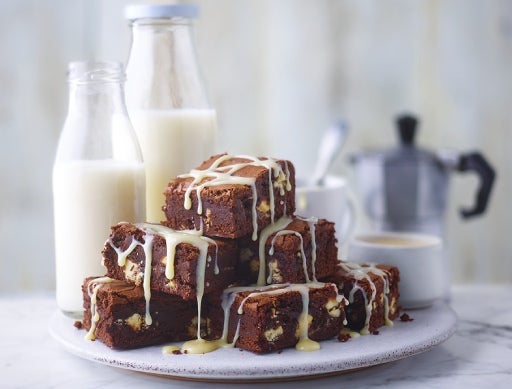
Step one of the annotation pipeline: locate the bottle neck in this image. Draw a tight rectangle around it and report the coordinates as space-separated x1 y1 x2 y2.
66 61 129 116
126 18 210 110
58 62 142 163
67 81 127 117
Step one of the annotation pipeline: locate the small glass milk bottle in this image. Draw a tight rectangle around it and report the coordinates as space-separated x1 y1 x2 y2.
125 3 217 222
53 61 146 318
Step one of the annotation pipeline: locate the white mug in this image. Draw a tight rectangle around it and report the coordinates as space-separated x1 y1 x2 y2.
295 175 356 246
348 232 445 309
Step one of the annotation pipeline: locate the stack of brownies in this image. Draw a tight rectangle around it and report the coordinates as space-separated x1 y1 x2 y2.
80 154 401 354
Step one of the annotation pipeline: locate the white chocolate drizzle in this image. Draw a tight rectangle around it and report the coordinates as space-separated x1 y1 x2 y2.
107 223 219 332
297 216 319 281
221 282 331 352
339 328 361 339
257 216 292 285
258 216 320 286
178 155 292 241
141 234 154 326
84 276 115 341
162 345 181 354
180 293 241 354
269 230 310 284
338 262 393 334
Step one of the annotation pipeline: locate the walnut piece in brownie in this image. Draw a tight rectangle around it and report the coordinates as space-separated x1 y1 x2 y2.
163 154 295 240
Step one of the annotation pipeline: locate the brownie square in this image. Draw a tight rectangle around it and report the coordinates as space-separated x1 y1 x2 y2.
322 262 401 334
222 282 346 354
102 222 238 300
237 217 339 286
81 277 224 349
163 154 295 240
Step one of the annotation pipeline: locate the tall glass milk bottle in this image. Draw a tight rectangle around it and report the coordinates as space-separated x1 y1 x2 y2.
125 4 217 222
53 61 146 318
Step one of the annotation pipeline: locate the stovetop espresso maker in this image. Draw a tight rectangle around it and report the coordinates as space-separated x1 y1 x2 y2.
350 114 496 237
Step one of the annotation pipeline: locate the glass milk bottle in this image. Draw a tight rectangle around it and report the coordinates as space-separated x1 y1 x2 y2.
125 4 217 222
53 61 146 318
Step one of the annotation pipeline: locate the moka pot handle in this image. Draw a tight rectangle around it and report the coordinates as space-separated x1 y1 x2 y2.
457 152 496 218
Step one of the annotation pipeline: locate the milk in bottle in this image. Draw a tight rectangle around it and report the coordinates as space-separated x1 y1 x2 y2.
53 62 145 318
125 4 217 222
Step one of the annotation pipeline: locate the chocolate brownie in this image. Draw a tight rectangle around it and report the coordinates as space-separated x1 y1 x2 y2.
102 222 238 300
222 282 346 354
81 277 224 349
163 154 295 240
237 216 339 286
322 262 400 334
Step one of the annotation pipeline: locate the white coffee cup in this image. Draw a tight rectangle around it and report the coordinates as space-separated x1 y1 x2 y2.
348 232 445 309
295 175 356 246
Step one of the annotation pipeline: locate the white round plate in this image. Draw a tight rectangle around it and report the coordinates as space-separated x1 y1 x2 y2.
49 302 457 382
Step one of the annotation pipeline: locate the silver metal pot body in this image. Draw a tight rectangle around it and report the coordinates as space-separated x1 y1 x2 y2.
351 151 450 236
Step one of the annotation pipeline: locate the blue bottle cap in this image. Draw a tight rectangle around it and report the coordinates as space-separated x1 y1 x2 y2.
124 3 199 20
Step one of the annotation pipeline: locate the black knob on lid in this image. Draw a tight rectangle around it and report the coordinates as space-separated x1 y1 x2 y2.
396 114 418 146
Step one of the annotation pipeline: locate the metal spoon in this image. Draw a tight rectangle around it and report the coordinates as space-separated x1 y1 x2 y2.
310 121 349 186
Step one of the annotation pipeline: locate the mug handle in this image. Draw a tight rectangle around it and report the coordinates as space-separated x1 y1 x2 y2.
336 187 357 246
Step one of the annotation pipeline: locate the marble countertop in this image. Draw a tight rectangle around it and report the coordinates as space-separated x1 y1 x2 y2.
2 284 511 388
